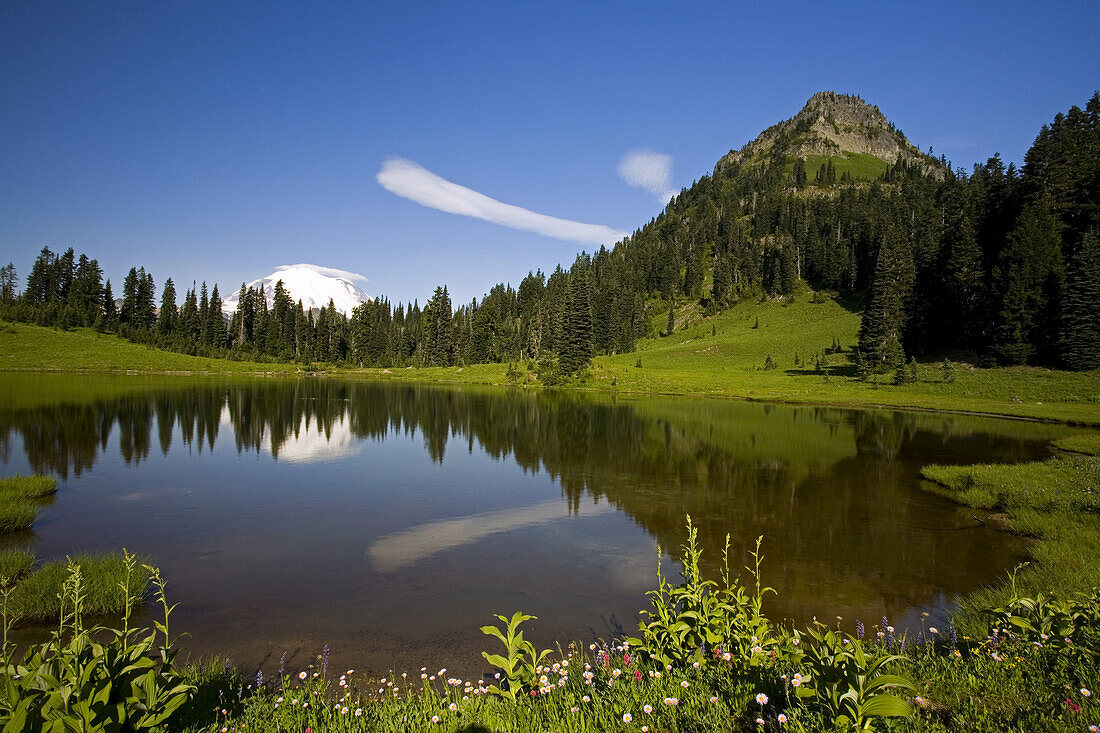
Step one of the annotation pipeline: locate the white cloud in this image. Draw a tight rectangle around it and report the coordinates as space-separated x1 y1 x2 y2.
377 158 628 246
274 263 368 282
618 149 677 203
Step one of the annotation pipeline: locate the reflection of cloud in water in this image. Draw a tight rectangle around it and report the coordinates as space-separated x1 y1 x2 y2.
369 500 612 572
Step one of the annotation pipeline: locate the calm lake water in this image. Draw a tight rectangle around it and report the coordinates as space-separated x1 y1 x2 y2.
0 374 1068 676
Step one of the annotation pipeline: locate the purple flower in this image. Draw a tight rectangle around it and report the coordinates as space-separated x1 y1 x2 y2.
856 620 865 639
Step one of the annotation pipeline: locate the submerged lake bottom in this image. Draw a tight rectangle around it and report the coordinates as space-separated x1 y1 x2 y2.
0 375 1063 676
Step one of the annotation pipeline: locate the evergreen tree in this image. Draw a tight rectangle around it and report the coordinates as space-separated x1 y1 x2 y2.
206 284 226 348
119 267 139 325
990 205 1064 364
157 278 178 334
1060 229 1100 370
857 227 913 375
560 269 593 373
0 263 17 303
102 280 117 324
24 247 56 304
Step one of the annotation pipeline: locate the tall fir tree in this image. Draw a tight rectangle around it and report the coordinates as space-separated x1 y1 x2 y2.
157 278 178 334
560 269 593 373
990 205 1064 364
1059 228 1100 370
857 227 913 375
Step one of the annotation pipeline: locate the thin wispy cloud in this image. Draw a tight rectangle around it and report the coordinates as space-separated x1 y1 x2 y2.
377 158 628 246
618 149 677 203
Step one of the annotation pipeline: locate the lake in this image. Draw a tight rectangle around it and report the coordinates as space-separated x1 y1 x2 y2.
0 374 1066 677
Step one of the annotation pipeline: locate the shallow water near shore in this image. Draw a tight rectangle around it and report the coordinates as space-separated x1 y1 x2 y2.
0 374 1070 676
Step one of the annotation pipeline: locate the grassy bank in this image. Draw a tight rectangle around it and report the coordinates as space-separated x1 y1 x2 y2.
5 294 1100 424
0 474 56 533
921 435 1100 630
0 550 150 621
361 295 1100 424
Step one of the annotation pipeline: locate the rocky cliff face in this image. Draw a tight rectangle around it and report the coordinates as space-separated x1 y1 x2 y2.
715 91 942 177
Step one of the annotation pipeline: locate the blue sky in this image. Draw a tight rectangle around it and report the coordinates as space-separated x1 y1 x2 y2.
2 1 1098 306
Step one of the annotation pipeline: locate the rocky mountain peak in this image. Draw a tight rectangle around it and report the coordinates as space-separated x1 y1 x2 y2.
715 91 942 178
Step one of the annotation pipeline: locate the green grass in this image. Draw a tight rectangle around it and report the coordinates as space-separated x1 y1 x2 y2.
1053 433 1100 456
0 548 35 583
0 474 57 499
0 474 57 533
344 293 1100 424
8 552 151 621
0 320 296 374
0 504 38 533
921 443 1100 630
5 295 1100 425
783 151 892 182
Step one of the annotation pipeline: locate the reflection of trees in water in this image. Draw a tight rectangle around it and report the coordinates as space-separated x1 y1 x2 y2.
0 380 1045 620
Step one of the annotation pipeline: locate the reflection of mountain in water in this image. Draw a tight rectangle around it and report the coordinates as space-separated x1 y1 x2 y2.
0 376 1062 625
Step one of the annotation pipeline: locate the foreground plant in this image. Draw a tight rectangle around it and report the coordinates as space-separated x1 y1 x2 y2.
480 611 552 700
0 550 194 731
794 624 915 730
628 515 783 670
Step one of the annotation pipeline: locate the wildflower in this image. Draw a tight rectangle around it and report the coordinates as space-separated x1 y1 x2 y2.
642 728 649 733
623 713 633 723
1083 688 1092 697
298 671 307 680
692 661 700 669
340 707 348 714
791 638 799 646
929 627 938 634
431 715 440 724
582 696 590 703
709 696 719 704
887 625 894 633
721 652 732 661
777 713 788 723
570 706 579 713
791 673 803 687
756 693 769 705
613 669 622 678
663 697 678 706
643 704 653 713
448 703 457 711
1090 727 1099 733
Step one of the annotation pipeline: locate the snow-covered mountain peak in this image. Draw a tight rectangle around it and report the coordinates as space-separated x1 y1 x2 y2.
223 264 372 315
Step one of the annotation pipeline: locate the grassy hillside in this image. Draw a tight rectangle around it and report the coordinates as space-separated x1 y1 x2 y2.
4 296 1099 425
0 320 295 374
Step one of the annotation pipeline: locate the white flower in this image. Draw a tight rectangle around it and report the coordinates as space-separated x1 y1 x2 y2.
709 696 718 703
756 693 769 705
622 713 633 723
929 627 939 634
298 671 307 680
777 713 788 723
643 704 653 713
791 673 803 687
1082 687 1092 697
431 715 440 724
681 680 690 688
